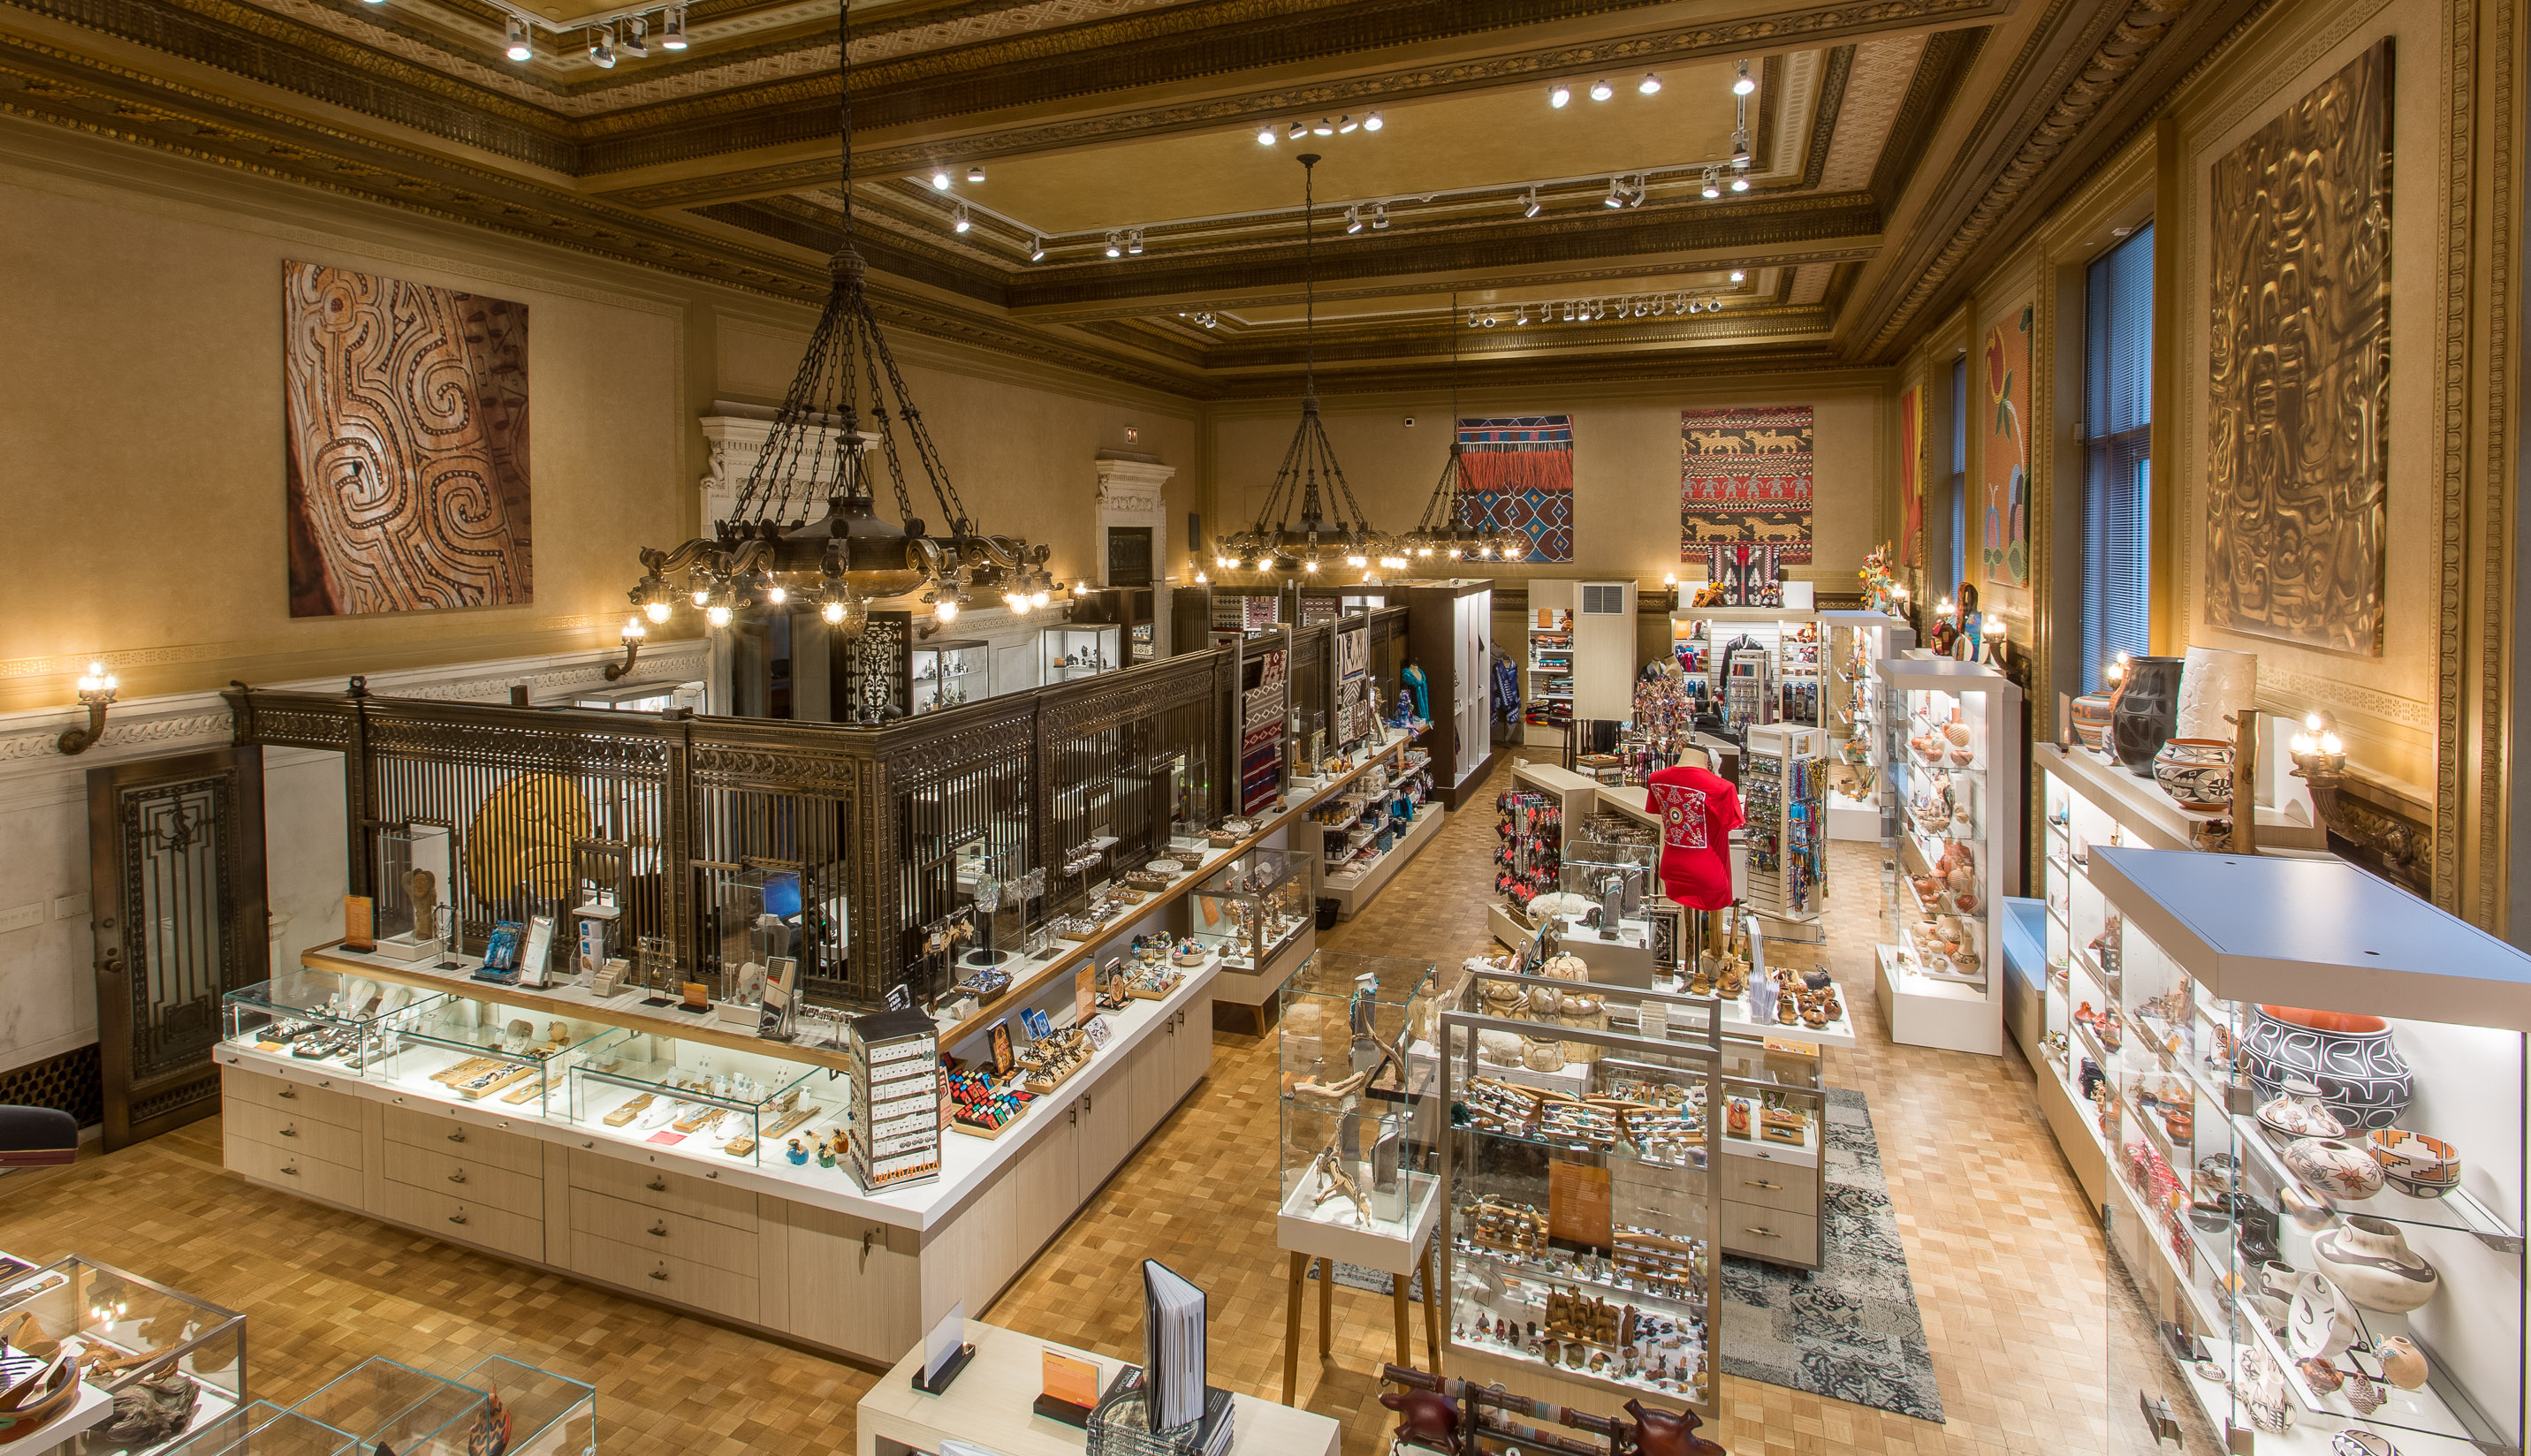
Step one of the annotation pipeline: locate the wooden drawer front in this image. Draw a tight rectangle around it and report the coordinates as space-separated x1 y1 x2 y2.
568 1231 758 1324
224 1099 365 1169
570 1188 757 1276
220 1065 364 1130
566 1149 756 1232
370 1178 545 1265
1719 1156 1819 1215
1722 1201 1820 1265
226 1128 362 1209
382 1103 544 1175
381 1145 544 1218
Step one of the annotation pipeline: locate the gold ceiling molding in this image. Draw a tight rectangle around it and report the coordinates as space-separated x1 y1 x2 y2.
1817 34 1926 191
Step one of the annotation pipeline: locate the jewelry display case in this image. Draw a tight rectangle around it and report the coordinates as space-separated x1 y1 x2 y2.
565 1030 823 1164
1437 964 1726 1414
284 1359 502 1456
223 969 448 1073
2089 849 2529 1456
849 1007 940 1192
1187 847 1313 973
1873 655 2022 1056
910 639 987 714
0 1255 247 1445
384 996 615 1114
159 1401 355 1456
1818 610 1915 841
1276 952 1443 1267
1540 839 1659 984
1042 624 1121 684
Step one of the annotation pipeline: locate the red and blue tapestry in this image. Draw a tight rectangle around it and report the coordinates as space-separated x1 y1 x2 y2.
1456 414 1574 563
1679 404 1813 565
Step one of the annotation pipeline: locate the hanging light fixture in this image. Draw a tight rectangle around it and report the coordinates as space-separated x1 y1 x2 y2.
1402 294 1532 565
622 0 1049 672
1210 154 1390 579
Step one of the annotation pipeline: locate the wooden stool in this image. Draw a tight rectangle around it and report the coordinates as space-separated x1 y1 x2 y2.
1279 1236 1441 1405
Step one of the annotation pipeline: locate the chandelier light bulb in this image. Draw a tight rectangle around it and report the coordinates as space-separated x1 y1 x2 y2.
765 583 787 603
1589 78 1614 101
931 167 952 190
660 4 687 49
644 600 671 624
1733 60 1756 95
821 598 844 623
1031 588 1051 608
504 15 532 61
1258 123 1278 145
1337 115 1358 134
1304 558 1319 573
690 588 711 607
1548 83 1570 109
934 597 959 624
704 603 732 627
1638 72 1662 95
1363 111 1383 131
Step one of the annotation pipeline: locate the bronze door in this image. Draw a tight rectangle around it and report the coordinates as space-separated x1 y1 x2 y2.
87 747 270 1150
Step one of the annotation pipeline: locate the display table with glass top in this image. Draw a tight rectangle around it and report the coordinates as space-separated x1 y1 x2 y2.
0 1255 246 1456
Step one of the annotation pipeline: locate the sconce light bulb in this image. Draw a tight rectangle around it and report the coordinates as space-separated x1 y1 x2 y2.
644 601 671 624
2305 711 2324 732
691 588 711 607
821 600 845 624
2321 732 2344 755
622 616 646 640
765 583 787 603
935 598 961 624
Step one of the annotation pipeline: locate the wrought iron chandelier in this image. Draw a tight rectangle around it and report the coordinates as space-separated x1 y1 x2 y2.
1399 296 1532 564
626 1 1053 634
1210 154 1395 578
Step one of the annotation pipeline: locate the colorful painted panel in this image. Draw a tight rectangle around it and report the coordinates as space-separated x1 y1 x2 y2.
1981 302 2031 588
1679 405 1813 563
2204 39 2391 655
283 261 532 617
1456 414 1575 563
1897 385 1923 568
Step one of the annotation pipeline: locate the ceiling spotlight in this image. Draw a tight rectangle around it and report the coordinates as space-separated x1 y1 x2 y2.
659 4 687 49
1700 167 1722 199
951 202 971 233
1126 229 1144 254
1603 177 1624 209
1482 314 1497 327
1733 59 1756 95
620 14 649 57
1363 111 1383 132
504 14 532 60
1029 235 1046 261
1467 309 1481 328
1589 78 1614 101
1548 83 1571 109
931 167 952 190
1638 72 1662 95
1562 301 1575 322
1344 205 1363 234
1337 115 1358 134
587 25 615 67
1288 121 1307 140
1515 307 1528 326
1732 129 1752 169
1194 312 1217 329
1729 269 1745 283
1370 202 1388 231
1729 174 1749 193
1627 175 1646 207
1258 123 1278 145
1521 187 1540 218
1105 231 1122 258
967 165 985 183
1312 117 1334 135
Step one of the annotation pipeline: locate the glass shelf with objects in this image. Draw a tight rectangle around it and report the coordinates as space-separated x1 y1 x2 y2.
2089 847 2529 1456
909 639 989 715
160 1400 357 1456
222 968 451 1074
564 1029 825 1164
369 822 459 966
1526 605 1575 745
1437 967 1726 1414
1187 846 1313 971
1276 951 1443 1247
0 1256 247 1447
1042 623 1121 683
1816 610 1916 842
376 995 620 1115
1872 656 2022 1057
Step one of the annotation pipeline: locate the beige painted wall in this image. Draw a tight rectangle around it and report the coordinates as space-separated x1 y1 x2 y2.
1197 379 1890 594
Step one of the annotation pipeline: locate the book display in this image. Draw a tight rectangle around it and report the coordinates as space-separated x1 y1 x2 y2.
1816 610 1916 841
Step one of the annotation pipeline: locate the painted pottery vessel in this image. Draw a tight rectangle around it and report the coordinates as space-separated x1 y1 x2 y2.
2287 1273 2361 1360
2070 692 2115 752
2368 1127 2461 1198
2254 1077 2348 1140
2151 737 2236 815
2284 1137 2385 1200
2240 1005 2413 1132
2312 1216 2440 1313
2375 1336 2430 1391
2109 656 2185 774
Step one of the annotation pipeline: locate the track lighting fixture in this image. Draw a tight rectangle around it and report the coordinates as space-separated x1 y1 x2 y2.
1126 229 1144 254
931 167 952 190
1700 167 1722 199
1589 78 1614 101
1363 111 1383 131
1258 123 1278 145
1520 187 1540 218
1548 82 1571 109
589 26 616 67
951 202 971 233
1733 59 1756 95
505 14 532 60
1638 72 1662 95
621 15 649 57
1515 307 1528 326
968 165 985 183
1029 236 1046 261
1481 314 1497 327
1729 269 1745 283
1192 312 1217 329
1288 121 1307 140
660 5 687 48
1628 175 1646 208
1337 115 1358 134
1732 129 1752 169
1105 231 1122 258
1371 202 1388 231
1603 177 1624 209
1562 301 1575 322
1729 175 1749 193
1344 205 1363 234
1312 118 1334 135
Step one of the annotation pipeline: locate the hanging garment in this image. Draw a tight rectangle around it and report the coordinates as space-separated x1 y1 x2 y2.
1492 656 1522 725
1401 664 1431 721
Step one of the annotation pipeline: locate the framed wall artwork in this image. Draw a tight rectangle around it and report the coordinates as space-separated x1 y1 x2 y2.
283 261 532 617
2202 38 2392 655
1897 384 1924 568
1981 303 2031 588
1679 405 1813 563
1456 414 1575 562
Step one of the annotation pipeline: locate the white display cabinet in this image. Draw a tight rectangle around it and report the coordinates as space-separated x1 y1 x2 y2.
1041 623 1120 684
1816 610 1916 841
909 639 987 715
1668 609 1823 734
1872 656 2021 1056
2088 849 2527 1456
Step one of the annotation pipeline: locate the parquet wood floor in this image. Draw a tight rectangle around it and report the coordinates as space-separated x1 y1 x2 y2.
0 756 2110 1455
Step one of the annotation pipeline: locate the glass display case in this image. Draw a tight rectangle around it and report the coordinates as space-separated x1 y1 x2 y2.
371 823 456 962
1188 847 1312 971
384 996 614 1114
1276 951 1442 1243
565 1030 822 1163
454 1354 597 1456
160 1401 356 1456
1817 610 1915 842
1554 839 1656 946
0 1257 247 1441
2090 848 2528 1456
1873 656 2021 1057
288 1359 498 1456
1043 624 1121 683
223 968 448 1073
910 639 987 715
1439 966 1726 1412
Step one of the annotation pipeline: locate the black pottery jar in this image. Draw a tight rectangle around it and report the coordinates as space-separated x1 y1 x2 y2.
2109 656 2184 776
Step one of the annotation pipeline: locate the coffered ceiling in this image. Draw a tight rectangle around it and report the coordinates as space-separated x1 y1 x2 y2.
0 0 2259 396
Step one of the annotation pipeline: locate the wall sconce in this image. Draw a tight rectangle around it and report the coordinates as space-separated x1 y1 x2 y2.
604 617 645 681
57 661 118 755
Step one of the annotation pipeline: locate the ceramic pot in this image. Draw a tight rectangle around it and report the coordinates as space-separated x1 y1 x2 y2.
2070 692 2116 752
2176 645 2260 740
2368 1127 2462 1199
2257 1261 2306 1302
2312 1216 2440 1313
2240 1005 2413 1133
2109 656 2185 775
2152 738 2237 815
2287 1273 2361 1360
1943 708 1972 747
2255 1076 2348 1140
2284 1137 2385 1200
2375 1335 2430 1390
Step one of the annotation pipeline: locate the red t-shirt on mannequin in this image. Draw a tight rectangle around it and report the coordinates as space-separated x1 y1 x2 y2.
1644 764 1744 910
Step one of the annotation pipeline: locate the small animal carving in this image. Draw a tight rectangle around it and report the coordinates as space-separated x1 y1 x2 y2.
1627 1399 1725 1456
1378 1388 1463 1454
1751 519 1806 542
1690 430 1747 453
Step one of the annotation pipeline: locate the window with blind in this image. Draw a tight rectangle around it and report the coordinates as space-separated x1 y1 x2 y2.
1949 354 1968 597
2081 224 2154 692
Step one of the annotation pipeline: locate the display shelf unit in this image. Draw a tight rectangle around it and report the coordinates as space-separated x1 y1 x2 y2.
1486 762 1599 947
1526 596 1576 747
1402 579 1497 810
1668 609 1824 734
1872 656 2021 1056
1817 610 1915 841
1741 724 1828 926
0 1255 247 1456
1041 623 1121 684
2087 848 2531 1456
909 639 987 715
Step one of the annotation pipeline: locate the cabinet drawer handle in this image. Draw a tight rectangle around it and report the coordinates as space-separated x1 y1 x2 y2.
648 1223 668 1238
277 1088 299 1100
649 1267 669 1282
1742 1226 1779 1238
280 1163 300 1176
448 1171 467 1185
447 1132 467 1143
1743 1179 1782 1191
449 1213 468 1226
278 1125 298 1138
1080 1094 1092 1111
645 1178 668 1192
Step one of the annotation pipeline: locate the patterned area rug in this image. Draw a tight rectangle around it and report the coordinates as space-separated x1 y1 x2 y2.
1721 1087 1944 1422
